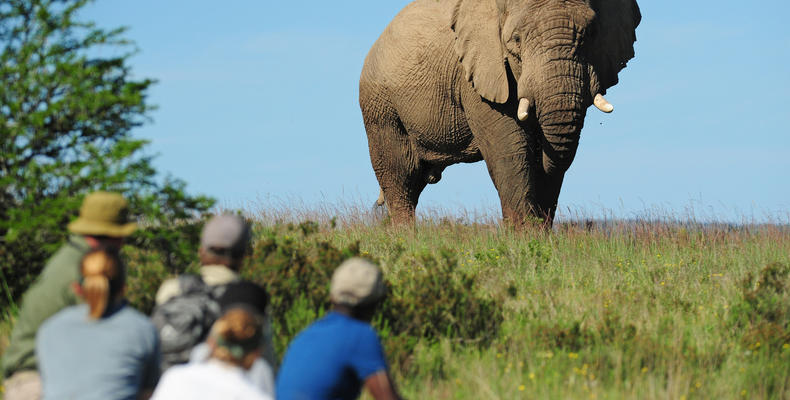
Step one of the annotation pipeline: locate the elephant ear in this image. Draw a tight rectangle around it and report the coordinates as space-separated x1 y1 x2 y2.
451 0 509 103
587 0 641 93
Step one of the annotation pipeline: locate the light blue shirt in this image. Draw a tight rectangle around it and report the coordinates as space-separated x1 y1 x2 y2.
36 303 161 400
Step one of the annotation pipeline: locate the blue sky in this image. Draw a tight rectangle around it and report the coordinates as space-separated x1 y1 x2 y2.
82 1 790 222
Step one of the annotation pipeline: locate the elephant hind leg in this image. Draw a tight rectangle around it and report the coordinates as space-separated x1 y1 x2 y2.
364 115 427 225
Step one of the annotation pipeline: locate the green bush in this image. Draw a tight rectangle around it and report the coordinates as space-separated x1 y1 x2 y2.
0 0 214 311
242 222 361 355
379 249 504 374
241 222 504 375
731 262 790 350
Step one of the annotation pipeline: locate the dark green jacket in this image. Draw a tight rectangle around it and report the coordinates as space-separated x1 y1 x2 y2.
2 235 90 377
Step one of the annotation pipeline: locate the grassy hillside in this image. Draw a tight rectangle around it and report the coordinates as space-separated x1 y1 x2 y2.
3 209 789 399
280 218 790 399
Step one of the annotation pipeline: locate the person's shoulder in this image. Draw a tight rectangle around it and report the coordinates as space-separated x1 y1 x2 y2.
44 304 84 323
224 367 273 400
37 239 85 278
333 313 378 334
155 276 182 305
124 307 156 328
159 362 193 380
116 306 158 338
320 313 380 345
151 364 194 398
118 305 152 323
46 236 89 263
38 305 86 336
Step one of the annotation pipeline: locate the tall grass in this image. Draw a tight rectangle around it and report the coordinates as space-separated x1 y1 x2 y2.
1 203 788 399
245 205 790 399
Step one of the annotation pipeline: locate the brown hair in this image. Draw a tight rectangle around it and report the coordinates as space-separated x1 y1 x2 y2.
80 249 125 320
209 308 262 369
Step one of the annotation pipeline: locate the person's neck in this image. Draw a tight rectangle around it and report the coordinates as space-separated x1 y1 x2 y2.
83 235 123 250
102 297 126 317
332 304 374 323
84 235 101 249
333 304 354 317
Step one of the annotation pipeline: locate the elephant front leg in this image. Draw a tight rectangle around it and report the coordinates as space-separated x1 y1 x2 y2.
462 84 545 226
536 169 565 225
480 139 543 227
467 122 542 227
536 141 579 225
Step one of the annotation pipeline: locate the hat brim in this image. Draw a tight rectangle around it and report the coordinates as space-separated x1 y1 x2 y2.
67 219 137 238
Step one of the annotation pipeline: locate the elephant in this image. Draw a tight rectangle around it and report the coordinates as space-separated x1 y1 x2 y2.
359 0 640 226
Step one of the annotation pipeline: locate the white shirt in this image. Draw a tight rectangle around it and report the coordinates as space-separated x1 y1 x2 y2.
189 343 275 394
151 360 274 400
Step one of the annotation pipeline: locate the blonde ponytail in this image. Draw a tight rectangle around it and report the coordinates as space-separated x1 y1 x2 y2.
80 250 124 320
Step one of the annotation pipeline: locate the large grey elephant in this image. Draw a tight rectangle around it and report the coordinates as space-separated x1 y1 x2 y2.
360 0 640 226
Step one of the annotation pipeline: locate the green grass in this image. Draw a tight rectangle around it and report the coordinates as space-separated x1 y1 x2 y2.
279 217 790 399
2 209 789 399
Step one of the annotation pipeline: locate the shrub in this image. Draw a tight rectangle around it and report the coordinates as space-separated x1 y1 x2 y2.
241 222 504 375
0 0 214 311
731 262 790 350
242 222 361 355
379 249 504 374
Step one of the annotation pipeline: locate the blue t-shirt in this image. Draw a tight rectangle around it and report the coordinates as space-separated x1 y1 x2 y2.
276 312 388 400
36 303 161 400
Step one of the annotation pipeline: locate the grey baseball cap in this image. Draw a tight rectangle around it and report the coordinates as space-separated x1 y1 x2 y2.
330 258 386 307
200 214 251 257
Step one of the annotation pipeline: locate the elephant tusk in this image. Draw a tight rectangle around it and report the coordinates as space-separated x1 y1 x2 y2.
517 98 530 121
594 94 614 113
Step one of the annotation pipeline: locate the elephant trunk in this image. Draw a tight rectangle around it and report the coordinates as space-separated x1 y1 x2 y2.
539 105 584 177
534 61 588 176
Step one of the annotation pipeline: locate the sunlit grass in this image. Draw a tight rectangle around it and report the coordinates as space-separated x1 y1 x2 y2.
2 203 789 399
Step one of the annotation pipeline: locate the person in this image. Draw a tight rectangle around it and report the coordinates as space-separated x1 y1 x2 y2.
2 191 136 400
154 214 276 370
36 249 160 400
188 281 276 394
150 306 274 400
276 258 403 400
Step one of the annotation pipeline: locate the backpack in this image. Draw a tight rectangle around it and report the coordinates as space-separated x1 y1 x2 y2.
151 275 228 370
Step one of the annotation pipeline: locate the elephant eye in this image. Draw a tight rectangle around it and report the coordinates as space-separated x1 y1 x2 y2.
511 32 521 44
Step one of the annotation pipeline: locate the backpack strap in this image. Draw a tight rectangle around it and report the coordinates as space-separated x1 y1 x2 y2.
176 274 208 294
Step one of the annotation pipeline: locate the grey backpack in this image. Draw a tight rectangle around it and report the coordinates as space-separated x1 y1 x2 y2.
151 275 228 370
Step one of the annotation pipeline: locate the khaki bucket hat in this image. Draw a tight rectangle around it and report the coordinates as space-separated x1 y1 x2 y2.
67 191 137 237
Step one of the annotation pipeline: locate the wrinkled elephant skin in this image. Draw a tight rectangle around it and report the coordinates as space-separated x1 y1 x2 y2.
360 0 640 227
